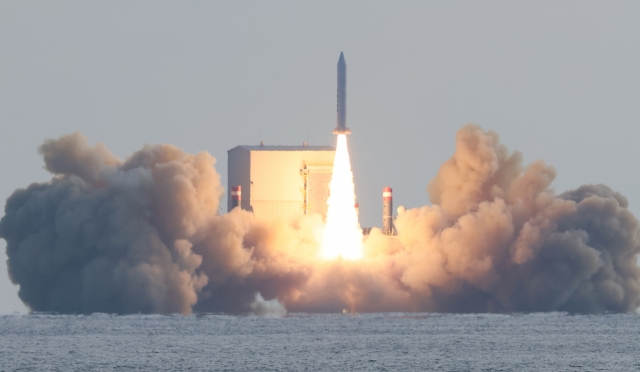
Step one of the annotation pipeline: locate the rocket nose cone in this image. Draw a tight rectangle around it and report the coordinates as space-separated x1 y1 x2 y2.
338 52 345 64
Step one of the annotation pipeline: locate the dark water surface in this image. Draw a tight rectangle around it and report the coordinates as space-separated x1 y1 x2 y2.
1 312 639 371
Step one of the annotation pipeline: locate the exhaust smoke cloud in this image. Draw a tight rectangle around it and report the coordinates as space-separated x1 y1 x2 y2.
2 125 639 314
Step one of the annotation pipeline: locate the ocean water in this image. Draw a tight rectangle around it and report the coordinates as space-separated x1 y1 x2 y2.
1 312 639 371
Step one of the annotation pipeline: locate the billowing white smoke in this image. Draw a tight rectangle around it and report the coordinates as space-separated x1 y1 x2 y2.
1 125 639 314
250 293 287 318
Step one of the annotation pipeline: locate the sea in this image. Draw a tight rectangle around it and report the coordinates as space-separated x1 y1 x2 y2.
1 312 638 371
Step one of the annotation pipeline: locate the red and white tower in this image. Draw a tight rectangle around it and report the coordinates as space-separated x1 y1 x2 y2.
231 185 241 210
382 186 393 234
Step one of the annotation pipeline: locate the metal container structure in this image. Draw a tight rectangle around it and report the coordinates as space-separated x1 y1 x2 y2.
230 186 241 210
382 186 393 234
227 145 335 221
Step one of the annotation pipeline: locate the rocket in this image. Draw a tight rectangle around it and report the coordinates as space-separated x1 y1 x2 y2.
333 52 351 134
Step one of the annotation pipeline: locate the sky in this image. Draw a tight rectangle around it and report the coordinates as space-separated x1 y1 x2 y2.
1 1 639 314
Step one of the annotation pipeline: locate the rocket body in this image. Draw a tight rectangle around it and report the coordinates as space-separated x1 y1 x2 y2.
333 52 351 134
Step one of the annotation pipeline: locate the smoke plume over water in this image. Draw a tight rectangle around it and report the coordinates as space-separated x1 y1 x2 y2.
2 125 640 314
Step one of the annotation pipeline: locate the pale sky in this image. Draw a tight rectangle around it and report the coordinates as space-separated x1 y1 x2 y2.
1 1 639 314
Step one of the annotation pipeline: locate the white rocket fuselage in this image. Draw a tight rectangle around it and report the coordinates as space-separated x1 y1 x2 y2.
333 52 351 134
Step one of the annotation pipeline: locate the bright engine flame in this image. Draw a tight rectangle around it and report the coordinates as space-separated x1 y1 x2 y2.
320 134 363 260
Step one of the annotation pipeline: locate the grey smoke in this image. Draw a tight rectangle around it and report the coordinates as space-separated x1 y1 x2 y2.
1 126 639 314
1 132 219 314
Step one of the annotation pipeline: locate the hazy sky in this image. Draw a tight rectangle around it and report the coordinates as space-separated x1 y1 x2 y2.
1 1 639 314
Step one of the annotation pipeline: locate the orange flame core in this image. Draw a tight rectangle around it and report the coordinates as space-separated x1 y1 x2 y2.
320 134 363 260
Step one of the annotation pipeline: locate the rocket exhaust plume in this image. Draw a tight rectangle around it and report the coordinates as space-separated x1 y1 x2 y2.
320 134 363 260
1 127 640 314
